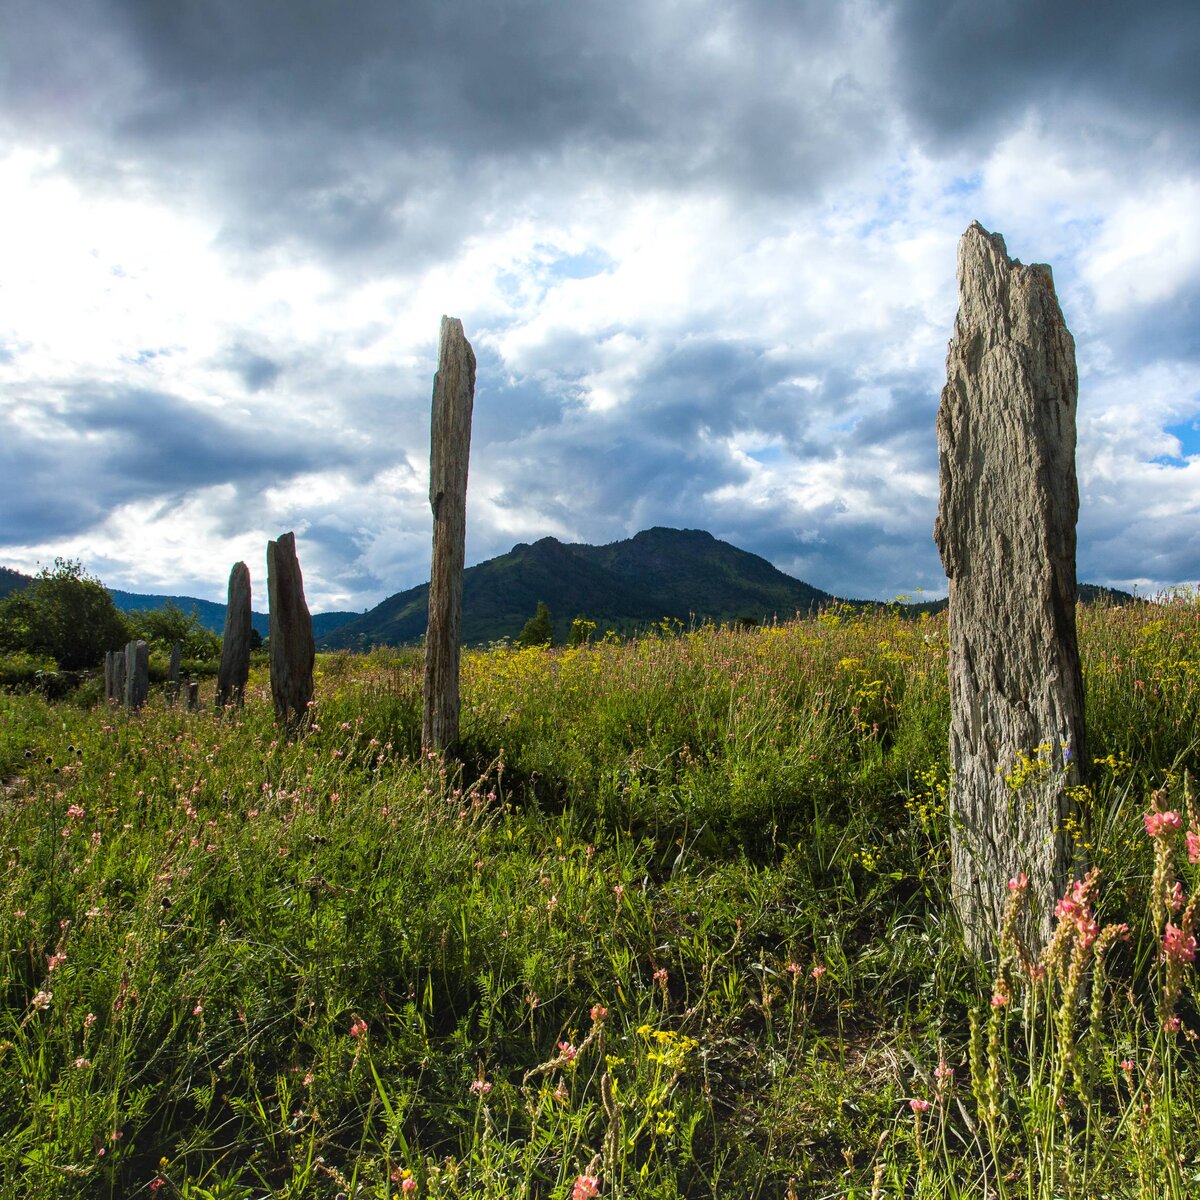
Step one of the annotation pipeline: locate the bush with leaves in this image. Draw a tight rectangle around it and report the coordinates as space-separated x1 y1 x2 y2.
0 558 128 670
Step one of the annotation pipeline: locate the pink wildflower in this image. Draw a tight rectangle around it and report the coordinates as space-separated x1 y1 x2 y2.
1165 1016 1183 1033
74 1057 90 1069
653 967 668 987
1170 882 1186 913
909 1097 931 1113
1007 872 1028 891
1187 830 1200 864
810 964 827 980
1163 924 1197 965
990 991 1009 1008
933 1060 954 1083
349 1016 368 1039
402 1180 417 1195
571 1175 600 1200
590 1004 609 1022
66 804 85 820
1144 810 1183 838
192 1003 203 1016
1119 1059 1135 1073
469 1079 492 1096
558 1041 578 1062
47 953 66 973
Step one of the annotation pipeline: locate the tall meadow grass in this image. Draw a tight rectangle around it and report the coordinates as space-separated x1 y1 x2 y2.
0 598 1197 1197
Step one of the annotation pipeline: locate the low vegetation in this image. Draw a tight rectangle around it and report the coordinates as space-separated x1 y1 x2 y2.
1 596 1198 1198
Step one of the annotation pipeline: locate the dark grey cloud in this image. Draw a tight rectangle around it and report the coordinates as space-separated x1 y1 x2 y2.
0 384 357 542
888 0 1200 164
2 0 889 267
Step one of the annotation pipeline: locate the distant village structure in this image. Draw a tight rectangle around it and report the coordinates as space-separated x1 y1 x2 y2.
935 222 1086 954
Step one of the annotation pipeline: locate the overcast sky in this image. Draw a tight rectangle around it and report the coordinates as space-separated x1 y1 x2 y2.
2 0 1199 611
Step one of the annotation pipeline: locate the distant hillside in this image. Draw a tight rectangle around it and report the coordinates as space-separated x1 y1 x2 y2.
319 528 1145 651
0 566 31 601
107 589 358 639
319 527 842 650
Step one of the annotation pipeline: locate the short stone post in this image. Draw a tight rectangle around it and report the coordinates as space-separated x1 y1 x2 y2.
422 316 476 753
215 561 253 708
186 681 200 710
267 532 315 731
124 640 150 711
934 222 1086 955
167 642 182 705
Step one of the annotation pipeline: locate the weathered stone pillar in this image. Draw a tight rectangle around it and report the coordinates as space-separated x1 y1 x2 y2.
104 650 126 705
267 532 315 731
167 642 181 705
124 640 150 711
422 316 476 753
934 222 1086 955
186 680 200 710
216 561 253 708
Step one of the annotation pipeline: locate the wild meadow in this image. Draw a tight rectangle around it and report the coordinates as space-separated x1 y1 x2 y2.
1 598 1198 1199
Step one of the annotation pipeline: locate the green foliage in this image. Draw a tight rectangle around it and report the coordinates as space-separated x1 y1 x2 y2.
517 600 554 648
0 599 1197 1197
0 558 128 670
124 601 222 661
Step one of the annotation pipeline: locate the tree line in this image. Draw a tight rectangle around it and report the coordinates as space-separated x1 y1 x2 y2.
0 558 249 673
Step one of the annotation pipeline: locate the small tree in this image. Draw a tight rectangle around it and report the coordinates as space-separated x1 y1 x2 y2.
518 601 554 648
0 558 128 670
568 617 596 647
125 602 221 661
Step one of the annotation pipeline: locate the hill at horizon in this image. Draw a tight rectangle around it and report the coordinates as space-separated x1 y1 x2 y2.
320 527 859 650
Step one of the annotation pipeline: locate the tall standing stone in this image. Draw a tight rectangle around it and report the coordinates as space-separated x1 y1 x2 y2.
216 561 253 708
267 533 315 731
934 222 1086 955
422 316 476 753
124 640 150 711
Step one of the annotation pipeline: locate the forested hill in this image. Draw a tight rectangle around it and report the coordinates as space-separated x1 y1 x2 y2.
319 527 845 649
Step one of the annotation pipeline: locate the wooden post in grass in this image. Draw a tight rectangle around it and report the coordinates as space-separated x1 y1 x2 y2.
167 642 181 705
934 222 1087 955
267 533 315 731
422 316 476 753
216 561 253 708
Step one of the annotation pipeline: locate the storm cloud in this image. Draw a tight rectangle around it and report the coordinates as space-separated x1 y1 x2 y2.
1 0 1198 608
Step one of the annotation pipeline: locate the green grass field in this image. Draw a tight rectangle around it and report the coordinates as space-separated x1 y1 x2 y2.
1 598 1198 1198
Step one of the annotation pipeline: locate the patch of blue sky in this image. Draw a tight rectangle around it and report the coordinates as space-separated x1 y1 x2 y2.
543 248 613 281
1152 417 1200 466
942 173 981 199
745 444 784 466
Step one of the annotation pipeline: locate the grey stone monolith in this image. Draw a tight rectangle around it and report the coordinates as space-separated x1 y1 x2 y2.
934 222 1087 955
422 316 476 753
215 561 253 708
267 533 315 731
186 681 200 710
124 640 150 711
105 650 126 705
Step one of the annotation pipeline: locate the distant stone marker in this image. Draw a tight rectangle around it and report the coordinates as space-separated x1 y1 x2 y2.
267 532 315 730
934 222 1086 954
104 649 126 706
216 561 253 708
124 640 150 711
423 316 476 753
